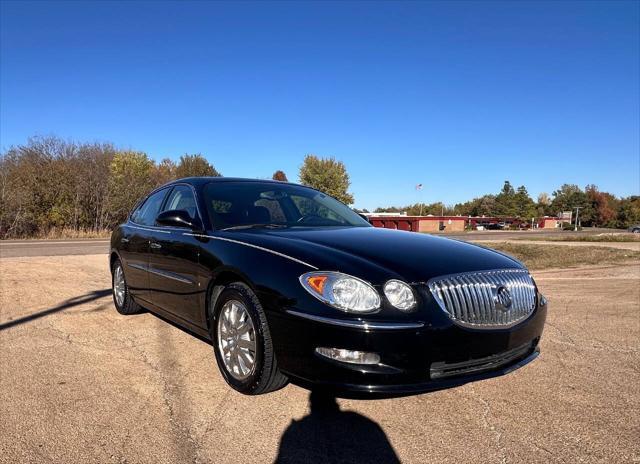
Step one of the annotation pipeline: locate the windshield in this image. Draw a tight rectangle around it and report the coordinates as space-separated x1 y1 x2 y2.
203 182 371 230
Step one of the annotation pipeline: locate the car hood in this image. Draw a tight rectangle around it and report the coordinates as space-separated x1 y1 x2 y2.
218 226 523 284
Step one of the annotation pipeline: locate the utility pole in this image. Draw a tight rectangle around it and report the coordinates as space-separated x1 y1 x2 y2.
574 206 582 232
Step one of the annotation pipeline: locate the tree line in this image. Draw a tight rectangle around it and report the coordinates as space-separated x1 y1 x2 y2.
0 138 354 238
1 136 638 238
0 136 220 238
373 180 640 228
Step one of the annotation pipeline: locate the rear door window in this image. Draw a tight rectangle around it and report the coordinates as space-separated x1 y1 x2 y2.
131 188 168 226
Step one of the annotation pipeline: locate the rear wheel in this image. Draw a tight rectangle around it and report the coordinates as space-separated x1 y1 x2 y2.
111 259 142 315
210 282 288 395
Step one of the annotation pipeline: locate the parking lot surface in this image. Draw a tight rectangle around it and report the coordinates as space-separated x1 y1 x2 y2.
1 254 638 463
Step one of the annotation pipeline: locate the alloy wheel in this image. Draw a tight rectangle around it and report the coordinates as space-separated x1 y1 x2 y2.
217 300 257 380
113 264 125 307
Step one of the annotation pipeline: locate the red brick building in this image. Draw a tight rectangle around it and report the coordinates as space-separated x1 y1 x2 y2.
366 215 466 232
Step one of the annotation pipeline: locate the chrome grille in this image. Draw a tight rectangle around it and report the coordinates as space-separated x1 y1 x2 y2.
427 269 537 329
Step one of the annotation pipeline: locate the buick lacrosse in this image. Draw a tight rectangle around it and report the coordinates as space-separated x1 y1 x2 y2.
110 178 546 395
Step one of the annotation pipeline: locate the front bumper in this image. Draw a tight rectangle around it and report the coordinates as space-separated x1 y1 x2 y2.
268 300 547 396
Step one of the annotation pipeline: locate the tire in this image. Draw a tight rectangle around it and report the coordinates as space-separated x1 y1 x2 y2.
210 282 288 395
111 258 142 315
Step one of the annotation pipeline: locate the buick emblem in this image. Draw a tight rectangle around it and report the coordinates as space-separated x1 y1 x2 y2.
494 286 512 311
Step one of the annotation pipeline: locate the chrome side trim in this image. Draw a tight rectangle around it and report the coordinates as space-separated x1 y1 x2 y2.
147 266 195 285
286 310 424 330
184 233 318 270
127 262 148 272
126 224 172 234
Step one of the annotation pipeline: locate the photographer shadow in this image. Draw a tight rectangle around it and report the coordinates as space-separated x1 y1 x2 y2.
275 390 400 464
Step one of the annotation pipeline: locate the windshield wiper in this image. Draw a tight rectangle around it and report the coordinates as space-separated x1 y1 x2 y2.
221 223 289 231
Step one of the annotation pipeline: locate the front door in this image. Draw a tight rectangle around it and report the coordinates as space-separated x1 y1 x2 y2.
147 185 204 326
121 187 170 302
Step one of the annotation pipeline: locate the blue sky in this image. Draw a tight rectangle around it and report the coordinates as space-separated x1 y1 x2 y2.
1 1 638 210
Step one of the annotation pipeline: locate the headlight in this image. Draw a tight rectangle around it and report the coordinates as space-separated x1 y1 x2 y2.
383 280 416 311
299 271 381 313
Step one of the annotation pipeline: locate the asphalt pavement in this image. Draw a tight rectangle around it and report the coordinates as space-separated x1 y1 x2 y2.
0 239 110 258
1 255 638 463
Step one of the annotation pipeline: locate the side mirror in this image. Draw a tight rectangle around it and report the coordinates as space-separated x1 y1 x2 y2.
156 209 202 230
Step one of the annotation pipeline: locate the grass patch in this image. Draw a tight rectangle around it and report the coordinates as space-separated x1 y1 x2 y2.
484 242 640 270
1 228 112 240
513 234 640 243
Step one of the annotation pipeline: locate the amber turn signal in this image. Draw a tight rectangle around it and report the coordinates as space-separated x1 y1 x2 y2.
306 275 328 294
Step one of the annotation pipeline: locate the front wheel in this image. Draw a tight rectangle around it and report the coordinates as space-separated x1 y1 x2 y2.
210 282 288 395
111 258 142 315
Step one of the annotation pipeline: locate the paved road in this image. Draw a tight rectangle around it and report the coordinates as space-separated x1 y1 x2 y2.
1 255 638 463
0 238 110 258
0 229 629 258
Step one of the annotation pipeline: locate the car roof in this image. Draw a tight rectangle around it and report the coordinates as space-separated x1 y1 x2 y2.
164 177 303 188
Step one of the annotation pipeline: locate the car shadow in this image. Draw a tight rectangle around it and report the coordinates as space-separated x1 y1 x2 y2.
274 390 400 464
145 310 212 345
0 289 112 331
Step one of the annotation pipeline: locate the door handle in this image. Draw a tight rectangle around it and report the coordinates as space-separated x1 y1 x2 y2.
150 242 162 249
121 237 129 243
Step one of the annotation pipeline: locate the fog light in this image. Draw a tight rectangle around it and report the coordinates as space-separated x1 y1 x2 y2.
315 347 380 365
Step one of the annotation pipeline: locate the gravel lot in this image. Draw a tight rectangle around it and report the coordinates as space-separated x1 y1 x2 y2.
1 254 638 463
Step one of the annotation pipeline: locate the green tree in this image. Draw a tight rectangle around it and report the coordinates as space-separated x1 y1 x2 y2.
617 196 640 228
454 195 496 217
494 180 517 216
514 185 537 219
272 170 288 182
175 154 220 178
550 184 594 225
108 151 156 224
299 154 354 204
375 206 403 214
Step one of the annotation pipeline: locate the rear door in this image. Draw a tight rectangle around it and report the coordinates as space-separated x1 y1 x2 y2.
120 188 170 303
147 185 204 325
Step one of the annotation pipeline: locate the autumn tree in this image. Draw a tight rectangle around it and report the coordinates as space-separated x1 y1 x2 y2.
107 151 157 224
0 136 117 237
153 158 177 186
272 170 288 182
175 154 220 178
586 185 618 227
299 154 354 204
537 192 551 206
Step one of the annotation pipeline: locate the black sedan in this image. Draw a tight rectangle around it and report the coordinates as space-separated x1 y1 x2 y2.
110 177 546 395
